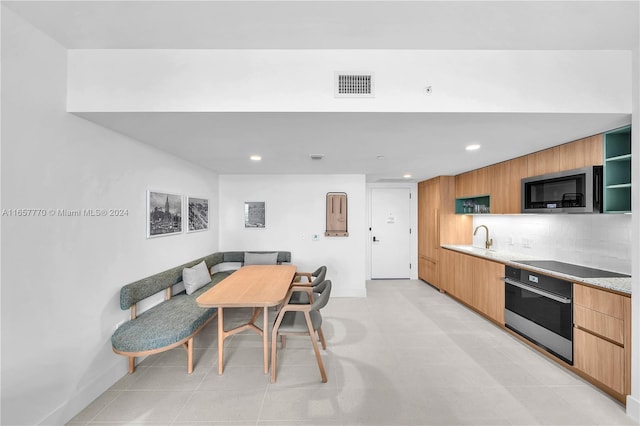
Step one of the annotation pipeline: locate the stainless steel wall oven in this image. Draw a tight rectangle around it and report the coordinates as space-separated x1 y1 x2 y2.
503 265 573 364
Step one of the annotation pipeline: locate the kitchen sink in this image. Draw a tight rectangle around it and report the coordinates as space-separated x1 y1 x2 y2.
512 260 629 279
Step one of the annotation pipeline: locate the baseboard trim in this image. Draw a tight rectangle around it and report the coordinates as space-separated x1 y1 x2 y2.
627 394 640 422
39 358 128 425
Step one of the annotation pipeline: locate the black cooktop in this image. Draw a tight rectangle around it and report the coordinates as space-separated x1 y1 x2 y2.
512 260 630 279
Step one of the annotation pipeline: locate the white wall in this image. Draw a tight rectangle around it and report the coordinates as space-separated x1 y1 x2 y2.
472 214 632 275
67 49 631 113
218 175 367 297
1 8 219 425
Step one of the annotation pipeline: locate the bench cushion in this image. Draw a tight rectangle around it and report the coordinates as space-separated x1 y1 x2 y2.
120 253 224 309
112 272 230 353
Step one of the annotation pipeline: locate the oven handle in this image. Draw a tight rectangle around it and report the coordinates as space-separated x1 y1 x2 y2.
501 277 572 304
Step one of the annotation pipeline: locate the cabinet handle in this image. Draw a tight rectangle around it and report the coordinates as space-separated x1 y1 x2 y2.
502 277 572 304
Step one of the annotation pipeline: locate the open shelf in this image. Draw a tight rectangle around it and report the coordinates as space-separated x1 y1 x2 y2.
455 195 491 214
603 126 632 213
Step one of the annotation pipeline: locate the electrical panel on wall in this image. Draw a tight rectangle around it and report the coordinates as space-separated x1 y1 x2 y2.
325 192 348 237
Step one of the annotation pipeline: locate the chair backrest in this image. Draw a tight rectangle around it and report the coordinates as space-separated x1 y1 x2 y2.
309 280 332 311
311 266 327 287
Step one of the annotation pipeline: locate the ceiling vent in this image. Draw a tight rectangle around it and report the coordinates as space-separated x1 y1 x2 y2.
335 72 375 98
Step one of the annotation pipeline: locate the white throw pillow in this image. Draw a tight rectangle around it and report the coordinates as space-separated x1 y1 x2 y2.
244 252 278 265
182 260 212 295
210 262 242 274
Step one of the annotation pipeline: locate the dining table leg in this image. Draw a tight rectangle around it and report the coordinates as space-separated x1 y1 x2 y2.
263 306 269 374
217 307 224 375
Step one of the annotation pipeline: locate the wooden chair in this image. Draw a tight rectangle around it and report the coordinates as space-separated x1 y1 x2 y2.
294 265 327 285
270 280 332 383
289 265 327 304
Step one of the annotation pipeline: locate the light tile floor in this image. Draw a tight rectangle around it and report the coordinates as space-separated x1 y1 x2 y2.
68 280 638 425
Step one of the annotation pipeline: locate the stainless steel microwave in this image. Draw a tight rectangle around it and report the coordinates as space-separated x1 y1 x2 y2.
521 166 603 213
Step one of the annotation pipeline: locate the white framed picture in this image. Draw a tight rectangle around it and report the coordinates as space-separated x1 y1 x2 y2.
187 196 209 232
147 190 183 238
244 201 265 228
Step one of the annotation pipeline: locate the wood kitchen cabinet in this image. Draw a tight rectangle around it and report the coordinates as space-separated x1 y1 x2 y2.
455 168 489 199
488 156 528 214
440 249 505 324
417 177 471 288
471 257 505 324
526 134 602 178
558 134 603 170
573 284 631 401
453 132 604 215
527 146 560 177
452 251 473 305
438 248 456 294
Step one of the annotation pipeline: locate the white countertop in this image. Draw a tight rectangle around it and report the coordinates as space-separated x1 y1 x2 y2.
441 244 632 295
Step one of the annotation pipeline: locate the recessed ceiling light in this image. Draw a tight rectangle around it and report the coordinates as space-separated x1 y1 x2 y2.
403 174 412 179
376 155 385 160
250 155 262 161
465 144 481 151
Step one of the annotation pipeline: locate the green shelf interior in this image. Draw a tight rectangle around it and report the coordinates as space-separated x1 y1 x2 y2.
604 127 631 159
455 195 491 214
604 186 631 212
603 125 632 213
604 158 631 186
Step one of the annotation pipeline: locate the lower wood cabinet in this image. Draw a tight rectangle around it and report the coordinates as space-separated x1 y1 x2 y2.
418 255 438 286
440 249 504 324
471 258 505 324
438 250 631 403
574 328 625 395
453 251 473 306
438 248 456 293
573 283 631 400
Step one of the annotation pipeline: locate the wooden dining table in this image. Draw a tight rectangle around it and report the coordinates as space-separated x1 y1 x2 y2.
196 264 296 375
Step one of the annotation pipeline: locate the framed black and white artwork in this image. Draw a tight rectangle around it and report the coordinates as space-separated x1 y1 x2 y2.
187 196 209 232
147 190 183 238
244 201 265 228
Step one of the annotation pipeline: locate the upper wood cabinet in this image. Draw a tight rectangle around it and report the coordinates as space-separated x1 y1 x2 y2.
527 134 603 177
527 146 560 177
558 134 603 170
455 168 489 199
488 156 528 214
455 132 605 214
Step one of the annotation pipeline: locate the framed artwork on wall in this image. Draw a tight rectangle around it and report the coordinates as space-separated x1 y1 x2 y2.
147 190 183 238
244 201 265 228
187 196 209 232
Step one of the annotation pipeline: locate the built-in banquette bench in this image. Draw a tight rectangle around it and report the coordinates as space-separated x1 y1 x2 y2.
111 251 292 374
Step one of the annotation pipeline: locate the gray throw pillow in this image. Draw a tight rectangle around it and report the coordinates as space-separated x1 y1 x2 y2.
244 252 278 265
210 262 242 274
182 260 212 295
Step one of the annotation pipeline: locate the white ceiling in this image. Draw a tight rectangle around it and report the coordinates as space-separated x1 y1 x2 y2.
6 1 638 182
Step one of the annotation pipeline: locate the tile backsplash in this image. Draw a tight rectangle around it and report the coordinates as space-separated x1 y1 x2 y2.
472 214 632 275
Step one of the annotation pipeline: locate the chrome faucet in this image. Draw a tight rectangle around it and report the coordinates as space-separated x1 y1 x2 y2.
473 225 493 250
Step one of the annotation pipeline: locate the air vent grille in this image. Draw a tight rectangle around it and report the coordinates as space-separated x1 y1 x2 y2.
335 72 375 97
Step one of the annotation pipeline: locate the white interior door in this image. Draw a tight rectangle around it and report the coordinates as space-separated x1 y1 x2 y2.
371 188 411 279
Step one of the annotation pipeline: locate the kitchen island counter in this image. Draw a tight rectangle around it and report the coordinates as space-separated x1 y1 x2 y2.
442 244 631 295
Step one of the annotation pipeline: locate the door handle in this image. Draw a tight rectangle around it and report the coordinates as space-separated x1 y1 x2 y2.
373 236 379 242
